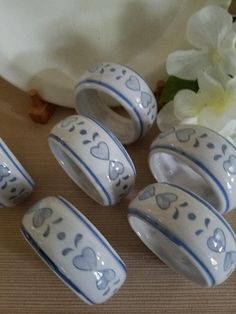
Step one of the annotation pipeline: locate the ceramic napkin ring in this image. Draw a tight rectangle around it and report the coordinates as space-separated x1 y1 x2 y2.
48 115 136 206
21 196 127 305
74 62 157 145
0 138 35 207
149 125 236 214
128 182 236 287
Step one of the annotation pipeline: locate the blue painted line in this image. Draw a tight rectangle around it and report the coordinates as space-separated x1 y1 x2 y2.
128 207 216 286
150 144 230 213
86 116 136 175
77 79 144 139
20 225 94 305
162 182 236 241
56 196 127 273
103 287 110 296
49 134 112 206
0 142 34 188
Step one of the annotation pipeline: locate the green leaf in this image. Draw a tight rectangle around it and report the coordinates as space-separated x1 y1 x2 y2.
160 76 198 103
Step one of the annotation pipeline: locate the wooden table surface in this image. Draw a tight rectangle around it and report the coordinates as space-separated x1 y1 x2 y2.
0 77 236 314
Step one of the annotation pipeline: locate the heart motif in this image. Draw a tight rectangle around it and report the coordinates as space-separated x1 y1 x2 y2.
96 269 116 290
90 142 110 160
73 247 97 271
156 193 177 209
207 228 226 253
125 75 140 91
223 155 236 175
159 128 175 139
109 160 124 180
141 92 152 108
61 116 78 128
224 251 236 271
0 164 11 182
138 186 155 201
88 64 99 73
175 128 196 142
32 207 53 228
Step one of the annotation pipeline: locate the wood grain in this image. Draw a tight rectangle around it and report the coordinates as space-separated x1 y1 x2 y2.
0 78 236 314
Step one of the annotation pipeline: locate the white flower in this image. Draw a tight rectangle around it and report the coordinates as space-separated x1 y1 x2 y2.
166 5 236 82
157 71 236 143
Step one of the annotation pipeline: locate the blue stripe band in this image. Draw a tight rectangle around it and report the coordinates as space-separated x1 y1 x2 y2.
77 79 144 139
0 142 34 188
128 207 216 286
150 145 230 213
56 196 127 272
162 182 236 241
49 134 112 205
20 225 94 305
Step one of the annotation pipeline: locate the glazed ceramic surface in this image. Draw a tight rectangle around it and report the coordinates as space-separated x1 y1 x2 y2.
0 138 34 207
21 196 127 305
48 115 136 205
75 62 157 144
0 0 222 107
128 183 236 287
149 125 236 214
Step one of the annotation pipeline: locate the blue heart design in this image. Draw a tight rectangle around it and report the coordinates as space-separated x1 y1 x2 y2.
159 128 175 139
32 207 53 228
223 155 236 175
61 117 78 128
156 193 178 209
90 142 110 160
138 186 155 201
73 247 97 271
224 251 236 271
0 164 10 182
175 128 196 142
207 228 226 253
96 269 116 290
88 64 99 73
125 76 140 91
109 160 124 180
141 92 152 108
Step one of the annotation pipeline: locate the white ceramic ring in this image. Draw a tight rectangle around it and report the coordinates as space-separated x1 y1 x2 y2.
21 196 126 304
128 183 236 287
149 125 236 214
74 62 157 144
48 115 136 206
0 138 35 207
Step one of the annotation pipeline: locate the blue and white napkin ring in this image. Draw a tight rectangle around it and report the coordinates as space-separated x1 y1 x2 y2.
21 196 127 305
0 138 34 207
74 62 157 144
128 183 236 287
48 115 136 206
149 125 236 214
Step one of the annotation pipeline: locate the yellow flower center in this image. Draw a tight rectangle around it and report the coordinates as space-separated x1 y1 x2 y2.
211 50 222 64
207 90 233 115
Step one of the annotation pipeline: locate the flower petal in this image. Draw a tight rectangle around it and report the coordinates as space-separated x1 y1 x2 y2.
219 50 236 77
221 32 236 50
198 106 229 131
156 101 180 132
187 5 232 49
174 90 203 119
166 50 209 80
220 119 236 138
197 70 224 96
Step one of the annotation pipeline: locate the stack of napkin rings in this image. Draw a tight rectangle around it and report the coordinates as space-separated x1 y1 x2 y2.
2 62 236 305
